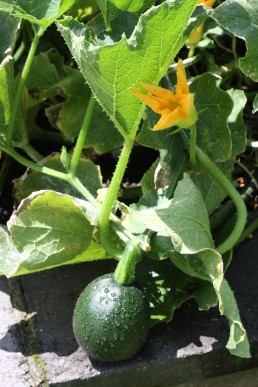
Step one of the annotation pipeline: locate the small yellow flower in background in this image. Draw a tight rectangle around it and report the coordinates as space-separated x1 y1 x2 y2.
131 59 197 131
187 0 216 48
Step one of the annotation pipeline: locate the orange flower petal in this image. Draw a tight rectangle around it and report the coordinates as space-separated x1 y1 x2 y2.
176 59 189 95
140 83 176 100
131 89 176 115
152 108 183 130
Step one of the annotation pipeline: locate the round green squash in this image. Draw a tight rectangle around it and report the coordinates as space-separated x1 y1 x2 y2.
73 273 150 362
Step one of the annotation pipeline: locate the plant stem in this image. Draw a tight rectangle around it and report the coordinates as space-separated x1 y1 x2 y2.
195 146 247 254
188 46 195 58
6 26 46 146
69 94 95 177
114 239 142 285
99 137 134 259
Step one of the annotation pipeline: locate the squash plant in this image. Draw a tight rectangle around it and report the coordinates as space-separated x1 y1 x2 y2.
0 0 257 360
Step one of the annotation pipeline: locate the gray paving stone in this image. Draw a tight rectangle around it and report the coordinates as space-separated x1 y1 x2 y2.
0 277 30 387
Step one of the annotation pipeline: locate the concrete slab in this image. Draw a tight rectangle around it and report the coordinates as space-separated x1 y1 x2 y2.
0 277 30 387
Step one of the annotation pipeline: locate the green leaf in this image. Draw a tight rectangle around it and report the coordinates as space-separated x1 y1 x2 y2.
113 0 154 13
123 174 213 253
57 0 199 137
26 52 61 88
0 56 14 143
136 117 169 150
253 94 258 114
0 0 75 27
97 0 155 27
8 241 110 277
191 159 234 215
0 225 20 277
13 154 102 203
23 52 123 154
49 67 123 153
140 158 159 195
8 190 94 270
212 0 258 82
0 56 25 144
0 12 20 63
135 257 216 324
227 89 247 158
97 0 121 27
191 73 233 161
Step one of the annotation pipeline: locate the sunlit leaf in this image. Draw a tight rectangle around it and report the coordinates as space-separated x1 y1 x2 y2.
58 0 201 136
0 0 75 27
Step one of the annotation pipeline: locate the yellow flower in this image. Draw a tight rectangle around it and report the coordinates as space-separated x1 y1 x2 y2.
187 0 216 48
131 60 197 131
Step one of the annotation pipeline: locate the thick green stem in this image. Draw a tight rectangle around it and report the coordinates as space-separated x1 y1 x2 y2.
114 239 142 285
99 137 134 259
195 146 247 254
69 94 95 177
7 27 46 146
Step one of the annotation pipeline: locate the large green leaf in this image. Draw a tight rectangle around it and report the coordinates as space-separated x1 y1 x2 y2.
0 56 25 144
13 154 102 203
0 12 20 63
57 0 200 137
8 190 94 270
0 0 74 28
226 89 247 157
212 0 258 82
0 225 20 277
122 174 213 253
26 52 61 88
191 159 234 215
135 257 217 324
47 67 124 153
25 52 123 153
190 73 233 162
3 241 110 277
0 0 75 27
0 56 14 143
